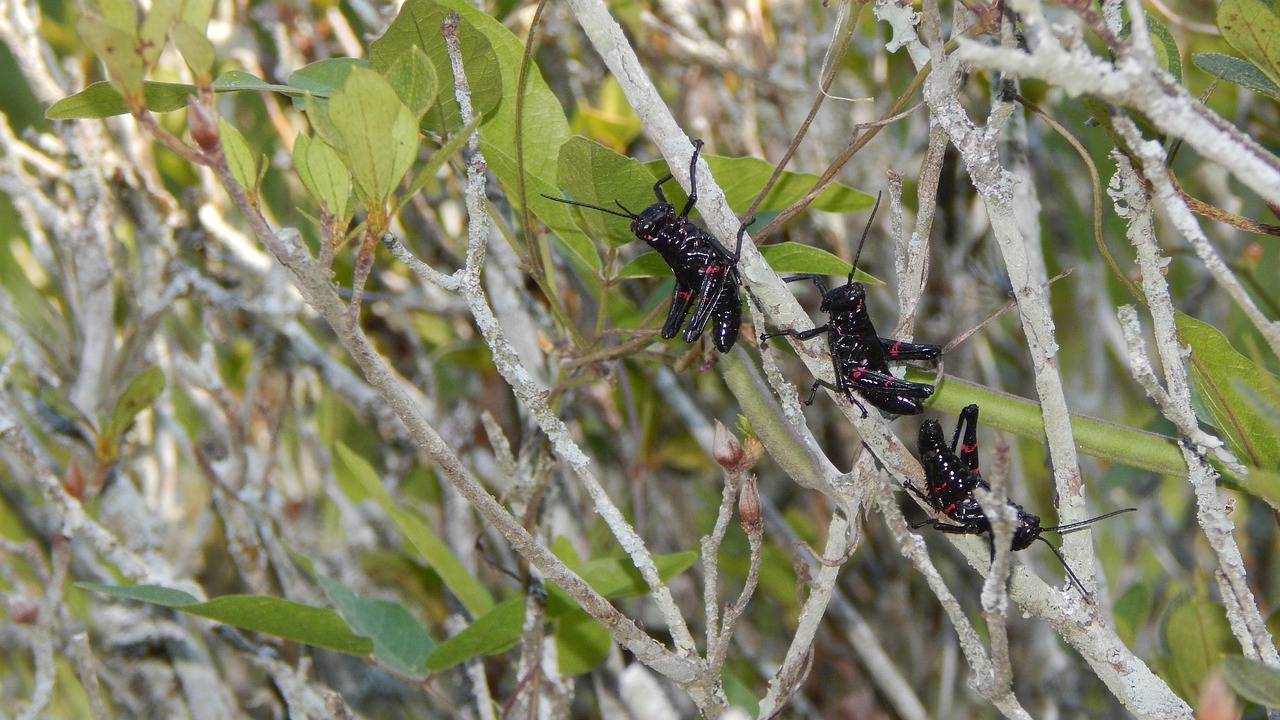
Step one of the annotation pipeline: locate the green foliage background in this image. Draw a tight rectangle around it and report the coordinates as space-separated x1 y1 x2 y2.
0 0 1278 716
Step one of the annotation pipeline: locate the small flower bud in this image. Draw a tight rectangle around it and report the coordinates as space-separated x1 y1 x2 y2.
63 459 85 500
712 421 746 471
187 99 219 150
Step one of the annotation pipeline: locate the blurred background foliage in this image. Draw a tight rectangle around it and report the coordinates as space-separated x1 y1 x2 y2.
0 0 1278 716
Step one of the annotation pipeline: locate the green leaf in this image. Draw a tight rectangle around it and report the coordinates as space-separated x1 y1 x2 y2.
78 583 373 655
1221 655 1280 708
106 366 165 439
212 71 299 96
916 372 1189 477
569 77 643 150
1129 18 1182 83
570 551 698 599
328 68 419 204
1114 582 1151 647
385 45 438 120
179 0 215 30
758 243 880 282
294 133 352 218
392 113 481 219
218 118 258 196
555 135 661 248
1218 0 1280 89
618 252 672 279
77 18 144 100
1192 52 1280 101
138 0 182 69
722 666 761 716
554 608 612 674
288 58 369 98
304 93 344 155
423 550 696 671
1177 312 1280 470
513 151 602 272
171 21 215 80
333 443 495 615
46 81 196 119
425 596 523 671
314 573 434 678
642 154 875 215
1160 595 1235 702
91 0 138 31
1231 465 1280 512
369 0 501 133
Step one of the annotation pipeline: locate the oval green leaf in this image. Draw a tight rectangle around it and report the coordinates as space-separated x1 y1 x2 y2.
641 154 875 215
1221 655 1280 708
369 0 500 133
328 68 418 203
78 583 373 655
1160 595 1235 702
288 58 369 97
555 608 612 675
47 80 197 120
1218 0 1280 88
1192 52 1280 101
1176 311 1280 470
315 573 434 678
385 45 439 120
218 117 258 196
553 136 658 248
106 366 165 439
759 242 881 282
424 597 523 671
212 70 299 96
294 133 352 218
171 21 215 80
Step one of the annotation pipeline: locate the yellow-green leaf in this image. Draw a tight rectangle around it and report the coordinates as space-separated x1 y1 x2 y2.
1177 312 1280 470
294 133 352 218
78 583 373 655
46 81 195 119
171 21 215 80
328 68 418 203
385 45 438 120
1218 0 1280 89
218 118 258 196
78 17 144 99
333 442 495 616
106 366 165 440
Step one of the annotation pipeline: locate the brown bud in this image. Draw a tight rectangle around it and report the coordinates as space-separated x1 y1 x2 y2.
187 99 219 150
738 477 762 534
712 421 746 471
63 459 85 500
4 594 39 624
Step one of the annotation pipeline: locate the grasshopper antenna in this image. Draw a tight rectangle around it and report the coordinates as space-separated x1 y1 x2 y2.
541 194 638 220
849 191 883 284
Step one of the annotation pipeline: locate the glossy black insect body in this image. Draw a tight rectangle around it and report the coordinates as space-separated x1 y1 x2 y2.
543 140 745 353
907 404 1136 595
759 197 941 416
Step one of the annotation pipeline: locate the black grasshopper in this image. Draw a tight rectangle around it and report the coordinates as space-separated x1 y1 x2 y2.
907 403 1136 595
759 197 941 416
543 140 746 353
